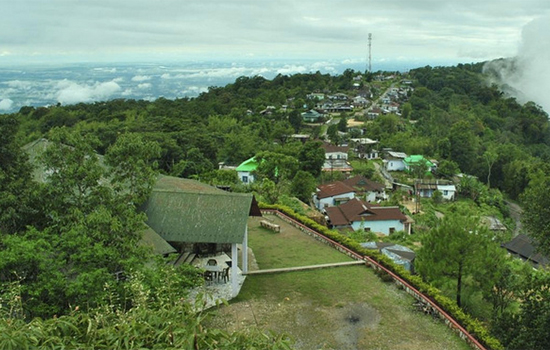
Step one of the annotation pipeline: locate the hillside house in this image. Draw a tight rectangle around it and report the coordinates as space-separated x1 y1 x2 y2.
301 109 324 123
141 175 259 296
235 157 258 184
350 138 379 159
343 175 387 202
321 143 353 174
404 155 436 173
313 181 356 210
502 234 548 269
414 179 457 200
384 151 408 171
325 198 412 235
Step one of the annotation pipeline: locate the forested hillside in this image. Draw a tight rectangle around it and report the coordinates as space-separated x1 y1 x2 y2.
2 63 550 349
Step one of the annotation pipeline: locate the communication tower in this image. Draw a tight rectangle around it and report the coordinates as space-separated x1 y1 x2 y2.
368 33 372 73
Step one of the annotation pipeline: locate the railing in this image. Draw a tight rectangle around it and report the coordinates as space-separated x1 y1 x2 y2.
261 209 488 350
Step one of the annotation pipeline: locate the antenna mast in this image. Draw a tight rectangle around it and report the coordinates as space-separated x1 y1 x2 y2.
368 33 372 73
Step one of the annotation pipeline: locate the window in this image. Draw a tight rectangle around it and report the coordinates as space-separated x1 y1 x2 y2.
242 176 248 183
389 227 395 234
443 190 448 196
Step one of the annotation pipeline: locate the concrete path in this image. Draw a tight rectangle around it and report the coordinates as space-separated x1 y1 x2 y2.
244 260 365 275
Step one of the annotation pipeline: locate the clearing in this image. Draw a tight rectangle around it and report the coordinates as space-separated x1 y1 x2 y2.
207 215 471 350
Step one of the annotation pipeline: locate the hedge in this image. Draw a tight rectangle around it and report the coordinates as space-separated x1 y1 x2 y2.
259 202 503 350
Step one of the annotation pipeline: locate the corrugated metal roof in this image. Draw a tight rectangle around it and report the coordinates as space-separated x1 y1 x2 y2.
235 157 258 172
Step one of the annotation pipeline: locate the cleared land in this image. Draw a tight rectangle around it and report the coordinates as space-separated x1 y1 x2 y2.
207 215 471 350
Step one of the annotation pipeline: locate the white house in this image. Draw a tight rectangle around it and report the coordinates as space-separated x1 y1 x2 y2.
384 151 408 171
415 180 457 200
313 182 356 210
325 198 412 235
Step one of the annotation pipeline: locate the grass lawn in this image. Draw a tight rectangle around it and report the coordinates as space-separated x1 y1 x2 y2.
208 215 472 350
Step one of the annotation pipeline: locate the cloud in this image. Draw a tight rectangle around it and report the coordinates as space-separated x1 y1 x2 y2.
2 0 548 64
483 14 550 113
55 80 121 105
131 75 151 82
137 83 151 89
0 98 14 110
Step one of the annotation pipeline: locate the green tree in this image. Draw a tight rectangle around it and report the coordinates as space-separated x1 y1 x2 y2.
521 174 550 256
497 270 550 350
297 141 325 178
416 212 491 307
0 130 159 318
290 170 317 203
0 115 39 234
105 132 161 204
288 110 302 132
401 102 412 119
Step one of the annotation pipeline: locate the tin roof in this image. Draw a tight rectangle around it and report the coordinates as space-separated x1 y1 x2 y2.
236 157 259 172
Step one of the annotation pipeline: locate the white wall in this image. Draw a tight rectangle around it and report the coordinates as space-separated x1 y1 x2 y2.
351 219 404 235
326 151 348 160
238 171 255 184
385 160 405 171
314 191 355 210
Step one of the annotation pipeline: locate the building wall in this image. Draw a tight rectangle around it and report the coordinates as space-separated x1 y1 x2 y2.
238 171 255 184
326 151 348 160
351 219 404 235
385 159 405 171
314 191 355 210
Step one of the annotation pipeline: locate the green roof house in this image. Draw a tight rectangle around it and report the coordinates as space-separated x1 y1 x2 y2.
236 157 259 184
301 109 324 123
141 174 256 297
403 155 435 174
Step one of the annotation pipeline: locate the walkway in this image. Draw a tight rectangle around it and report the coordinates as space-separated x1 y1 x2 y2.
244 260 364 275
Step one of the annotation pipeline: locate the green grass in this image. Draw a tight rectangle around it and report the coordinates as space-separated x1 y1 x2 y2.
211 216 472 350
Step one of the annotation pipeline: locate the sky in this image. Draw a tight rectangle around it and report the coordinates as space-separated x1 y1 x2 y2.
1 0 549 66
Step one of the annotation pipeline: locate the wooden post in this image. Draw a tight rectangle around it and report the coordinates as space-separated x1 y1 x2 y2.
242 226 248 274
231 243 238 297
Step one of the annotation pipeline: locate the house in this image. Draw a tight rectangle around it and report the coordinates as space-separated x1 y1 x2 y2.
141 175 260 296
307 92 325 100
325 198 412 235
235 157 258 184
349 138 379 159
403 155 436 173
367 107 381 119
321 143 353 174
322 143 349 160
353 96 369 107
502 234 549 269
360 242 416 272
301 109 324 123
343 175 387 202
414 179 457 200
384 151 408 171
313 181 356 210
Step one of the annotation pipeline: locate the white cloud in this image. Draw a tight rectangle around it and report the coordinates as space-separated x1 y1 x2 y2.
131 75 151 82
55 79 121 105
137 83 151 89
484 14 550 113
0 98 14 110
